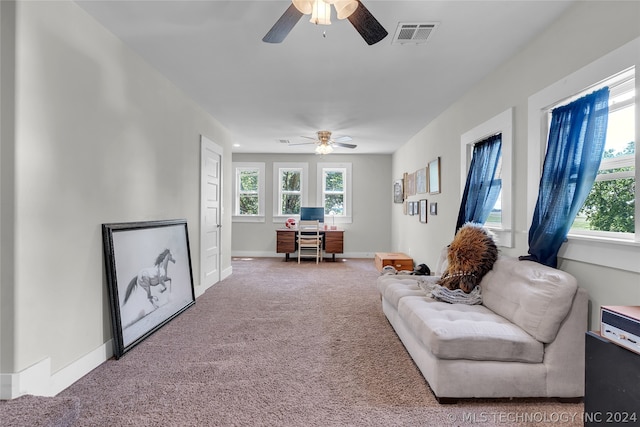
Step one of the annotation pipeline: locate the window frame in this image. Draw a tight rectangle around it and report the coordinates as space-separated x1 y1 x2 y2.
317 162 353 224
544 68 636 240
527 37 640 273
460 108 513 247
232 162 265 223
273 162 309 222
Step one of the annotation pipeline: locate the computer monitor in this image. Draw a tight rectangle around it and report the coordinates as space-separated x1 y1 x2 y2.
300 207 325 223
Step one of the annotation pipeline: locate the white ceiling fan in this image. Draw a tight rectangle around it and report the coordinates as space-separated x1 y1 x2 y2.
288 130 357 154
262 0 388 46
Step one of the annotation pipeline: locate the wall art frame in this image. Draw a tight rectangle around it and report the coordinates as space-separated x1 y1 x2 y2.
430 202 438 215
429 157 441 194
393 179 404 203
406 172 416 197
403 172 409 200
416 167 427 194
102 219 196 359
420 199 428 223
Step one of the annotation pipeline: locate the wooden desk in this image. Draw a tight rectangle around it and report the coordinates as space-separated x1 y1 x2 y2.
276 228 344 261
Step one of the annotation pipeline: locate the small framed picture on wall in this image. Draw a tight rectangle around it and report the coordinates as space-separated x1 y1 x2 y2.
393 179 404 204
429 157 441 194
420 199 427 223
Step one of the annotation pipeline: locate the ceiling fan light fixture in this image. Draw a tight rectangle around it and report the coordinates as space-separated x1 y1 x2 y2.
265 0 387 45
315 144 334 155
292 0 314 14
310 0 332 25
335 0 358 20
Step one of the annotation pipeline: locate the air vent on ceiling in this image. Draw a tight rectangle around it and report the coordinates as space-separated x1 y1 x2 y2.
392 22 439 45
279 139 290 144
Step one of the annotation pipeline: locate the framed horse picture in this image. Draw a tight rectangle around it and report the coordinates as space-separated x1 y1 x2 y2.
102 219 196 358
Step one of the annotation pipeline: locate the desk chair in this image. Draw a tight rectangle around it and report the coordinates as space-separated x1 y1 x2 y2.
297 220 323 264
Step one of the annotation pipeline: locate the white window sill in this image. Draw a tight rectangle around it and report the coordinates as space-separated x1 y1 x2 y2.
233 216 265 223
559 233 640 273
484 226 513 249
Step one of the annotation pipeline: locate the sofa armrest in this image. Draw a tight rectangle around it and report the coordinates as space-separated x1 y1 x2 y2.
543 287 589 397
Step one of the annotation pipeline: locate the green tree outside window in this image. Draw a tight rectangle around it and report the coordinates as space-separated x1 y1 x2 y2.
575 141 635 233
239 169 259 215
281 170 301 215
324 170 345 215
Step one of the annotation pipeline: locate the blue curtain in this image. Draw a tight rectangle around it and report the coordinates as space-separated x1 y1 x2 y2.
455 134 502 231
521 87 609 268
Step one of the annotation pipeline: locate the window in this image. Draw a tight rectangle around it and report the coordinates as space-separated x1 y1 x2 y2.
323 169 345 214
569 69 635 237
457 134 502 230
273 162 308 220
318 163 353 224
232 162 265 222
527 37 639 272
460 108 513 247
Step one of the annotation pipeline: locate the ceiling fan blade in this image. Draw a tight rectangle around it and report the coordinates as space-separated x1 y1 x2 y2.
262 4 304 44
332 135 352 143
300 136 318 140
288 142 316 146
334 142 357 149
347 1 388 46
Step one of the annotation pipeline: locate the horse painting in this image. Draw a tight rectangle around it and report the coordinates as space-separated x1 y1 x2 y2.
123 249 176 309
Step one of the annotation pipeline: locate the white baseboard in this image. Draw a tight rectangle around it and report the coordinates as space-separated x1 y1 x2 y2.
195 265 233 297
0 340 113 399
221 265 233 281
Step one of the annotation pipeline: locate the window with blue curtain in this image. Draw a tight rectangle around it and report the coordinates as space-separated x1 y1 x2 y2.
455 134 502 232
521 87 609 268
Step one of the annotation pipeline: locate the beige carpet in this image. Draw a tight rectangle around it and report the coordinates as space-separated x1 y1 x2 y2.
1 257 584 426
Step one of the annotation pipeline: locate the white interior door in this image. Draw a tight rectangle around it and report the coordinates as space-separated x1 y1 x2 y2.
200 135 222 293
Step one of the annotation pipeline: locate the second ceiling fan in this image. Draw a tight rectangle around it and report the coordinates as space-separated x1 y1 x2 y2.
289 130 357 154
263 0 388 46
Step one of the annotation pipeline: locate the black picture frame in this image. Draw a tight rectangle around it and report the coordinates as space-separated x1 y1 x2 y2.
420 199 428 223
102 219 196 359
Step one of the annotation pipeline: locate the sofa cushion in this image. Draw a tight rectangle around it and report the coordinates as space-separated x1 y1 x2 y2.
481 257 578 343
377 276 426 310
397 296 544 363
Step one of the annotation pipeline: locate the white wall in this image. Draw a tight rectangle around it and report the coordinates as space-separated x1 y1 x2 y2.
231 153 392 258
1 0 233 397
391 1 640 330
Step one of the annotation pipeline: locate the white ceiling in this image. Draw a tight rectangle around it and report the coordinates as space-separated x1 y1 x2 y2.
75 0 575 154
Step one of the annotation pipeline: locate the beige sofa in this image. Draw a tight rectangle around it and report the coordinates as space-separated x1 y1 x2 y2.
377 250 588 403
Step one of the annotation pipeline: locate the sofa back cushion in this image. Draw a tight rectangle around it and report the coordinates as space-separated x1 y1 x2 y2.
481 256 578 343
